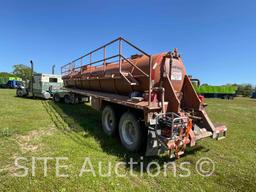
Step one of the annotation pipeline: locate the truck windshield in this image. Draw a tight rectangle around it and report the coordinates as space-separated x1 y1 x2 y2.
49 78 58 83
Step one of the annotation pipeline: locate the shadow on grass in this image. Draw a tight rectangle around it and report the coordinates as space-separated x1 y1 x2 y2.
14 94 47 101
44 100 206 170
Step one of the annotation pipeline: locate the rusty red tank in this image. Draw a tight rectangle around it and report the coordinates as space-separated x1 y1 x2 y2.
62 49 186 97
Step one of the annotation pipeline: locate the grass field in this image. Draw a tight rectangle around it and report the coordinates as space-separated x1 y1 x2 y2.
0 89 255 191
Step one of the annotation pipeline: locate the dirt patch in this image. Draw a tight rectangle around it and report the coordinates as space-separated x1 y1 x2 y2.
1 153 19 175
1 127 57 176
16 127 56 153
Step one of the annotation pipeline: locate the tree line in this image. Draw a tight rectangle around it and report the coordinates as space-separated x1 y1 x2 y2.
232 84 256 97
0 64 33 81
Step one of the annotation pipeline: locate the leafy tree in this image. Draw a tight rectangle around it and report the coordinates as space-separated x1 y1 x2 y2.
0 72 16 78
236 84 253 97
12 64 32 80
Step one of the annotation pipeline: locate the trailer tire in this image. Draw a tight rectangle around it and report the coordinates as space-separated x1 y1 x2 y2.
101 105 117 136
119 112 142 152
53 94 61 102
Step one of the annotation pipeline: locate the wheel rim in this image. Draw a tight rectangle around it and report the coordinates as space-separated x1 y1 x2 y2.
17 90 22 96
121 120 137 146
104 111 113 132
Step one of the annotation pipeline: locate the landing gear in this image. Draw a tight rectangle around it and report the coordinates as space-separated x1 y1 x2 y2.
64 94 72 104
63 93 80 104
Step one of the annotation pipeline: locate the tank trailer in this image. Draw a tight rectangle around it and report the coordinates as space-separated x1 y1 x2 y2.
59 37 227 158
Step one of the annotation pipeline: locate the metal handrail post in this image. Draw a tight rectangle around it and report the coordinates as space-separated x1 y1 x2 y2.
90 53 92 76
104 46 106 73
119 39 122 73
80 58 83 73
148 56 152 107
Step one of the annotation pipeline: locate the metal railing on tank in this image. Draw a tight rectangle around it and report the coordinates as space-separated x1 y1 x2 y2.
61 37 153 106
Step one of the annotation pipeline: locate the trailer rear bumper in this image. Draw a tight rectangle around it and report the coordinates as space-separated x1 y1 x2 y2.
145 123 227 158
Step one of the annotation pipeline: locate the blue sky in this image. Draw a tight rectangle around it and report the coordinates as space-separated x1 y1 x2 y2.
0 0 255 85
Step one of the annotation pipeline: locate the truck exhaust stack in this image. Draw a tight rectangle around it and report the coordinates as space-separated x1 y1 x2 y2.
61 37 227 158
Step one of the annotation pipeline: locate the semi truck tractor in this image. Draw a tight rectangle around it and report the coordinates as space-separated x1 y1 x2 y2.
16 61 64 99
58 37 227 158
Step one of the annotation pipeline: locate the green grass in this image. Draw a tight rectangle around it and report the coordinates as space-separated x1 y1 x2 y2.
0 89 256 191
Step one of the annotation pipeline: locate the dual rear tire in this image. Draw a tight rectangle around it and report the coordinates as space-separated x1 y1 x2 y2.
101 106 117 136
101 105 142 152
54 93 82 104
